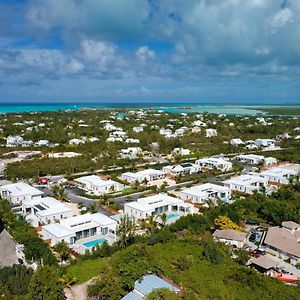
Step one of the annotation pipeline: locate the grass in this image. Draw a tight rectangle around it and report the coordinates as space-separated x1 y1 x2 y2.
66 258 108 284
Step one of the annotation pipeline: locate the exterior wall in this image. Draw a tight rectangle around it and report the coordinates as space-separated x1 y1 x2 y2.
41 229 73 246
38 211 74 225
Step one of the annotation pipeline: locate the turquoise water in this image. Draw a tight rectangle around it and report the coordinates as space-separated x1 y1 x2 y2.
166 213 180 220
0 103 299 115
83 238 107 248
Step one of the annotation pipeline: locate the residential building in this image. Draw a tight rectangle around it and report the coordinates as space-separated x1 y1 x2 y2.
124 193 195 221
205 128 217 137
42 213 117 246
122 275 180 300
180 183 231 204
121 169 165 183
6 135 24 147
69 138 85 145
74 175 124 195
172 148 190 156
133 126 144 133
263 221 300 265
23 197 74 227
120 147 142 159
0 182 43 205
230 138 244 146
259 167 297 185
255 138 276 148
195 157 232 172
212 229 247 248
163 163 200 177
223 174 268 194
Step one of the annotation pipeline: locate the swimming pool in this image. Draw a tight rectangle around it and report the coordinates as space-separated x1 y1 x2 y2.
83 238 107 248
166 213 180 220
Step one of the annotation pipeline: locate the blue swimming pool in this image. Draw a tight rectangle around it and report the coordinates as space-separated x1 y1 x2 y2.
166 213 180 220
83 238 107 248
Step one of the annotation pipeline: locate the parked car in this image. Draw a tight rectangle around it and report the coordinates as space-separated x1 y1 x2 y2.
249 251 260 258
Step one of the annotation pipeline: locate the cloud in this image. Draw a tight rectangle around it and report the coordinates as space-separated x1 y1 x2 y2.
136 46 155 61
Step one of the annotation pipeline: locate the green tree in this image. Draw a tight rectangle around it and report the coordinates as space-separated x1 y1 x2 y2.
53 241 71 264
28 265 66 300
52 185 67 202
145 288 181 300
117 215 135 248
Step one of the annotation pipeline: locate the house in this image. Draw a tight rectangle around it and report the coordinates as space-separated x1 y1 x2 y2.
172 148 190 156
133 126 144 133
120 147 142 159
180 183 231 204
259 167 297 185
23 197 74 227
124 193 195 222
69 138 85 145
263 221 300 265
192 126 201 133
163 163 200 177
122 275 180 300
6 135 24 147
205 128 217 137
42 213 117 246
125 138 140 144
230 138 244 146
212 229 247 248
195 157 232 172
255 138 276 149
0 182 43 205
235 154 277 166
223 174 268 194
121 169 165 183
34 140 49 147
74 175 124 195
249 256 278 275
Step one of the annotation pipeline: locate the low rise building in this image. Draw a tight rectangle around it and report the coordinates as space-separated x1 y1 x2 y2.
196 157 232 172
255 138 276 148
163 163 200 177
75 175 124 195
42 213 117 246
263 221 300 265
0 182 43 205
124 193 195 221
121 169 165 183
180 183 231 204
205 128 217 137
213 229 247 248
259 167 297 185
120 147 142 159
223 174 268 194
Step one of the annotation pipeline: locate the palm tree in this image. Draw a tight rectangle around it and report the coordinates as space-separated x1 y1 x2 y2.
117 215 135 248
52 184 67 202
161 212 167 226
53 241 70 265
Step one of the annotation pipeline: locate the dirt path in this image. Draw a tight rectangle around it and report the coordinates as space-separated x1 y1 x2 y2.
65 278 95 300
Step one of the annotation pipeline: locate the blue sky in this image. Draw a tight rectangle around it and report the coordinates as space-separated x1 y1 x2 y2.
0 0 300 103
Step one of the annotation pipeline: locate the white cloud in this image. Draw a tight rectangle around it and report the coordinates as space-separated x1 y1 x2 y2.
136 46 155 61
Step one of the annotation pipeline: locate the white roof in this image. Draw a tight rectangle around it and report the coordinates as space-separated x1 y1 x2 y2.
43 223 74 238
0 182 43 197
236 154 264 160
260 167 295 177
224 174 267 186
123 169 164 178
196 157 231 165
126 193 183 212
75 175 118 187
181 183 230 197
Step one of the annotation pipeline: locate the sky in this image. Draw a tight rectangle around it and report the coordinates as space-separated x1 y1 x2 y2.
0 0 300 104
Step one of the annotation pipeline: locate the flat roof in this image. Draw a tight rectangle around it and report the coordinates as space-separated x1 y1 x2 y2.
43 223 74 238
223 174 266 186
181 183 230 197
75 175 119 187
213 229 247 242
0 182 43 197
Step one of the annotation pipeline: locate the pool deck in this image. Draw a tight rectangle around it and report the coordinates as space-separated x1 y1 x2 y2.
70 234 116 254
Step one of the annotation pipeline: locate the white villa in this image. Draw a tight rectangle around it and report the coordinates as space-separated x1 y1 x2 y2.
124 193 196 222
255 138 276 148
259 164 300 185
205 128 217 137
235 154 277 165
42 213 117 246
195 157 232 172
23 197 74 227
172 148 191 156
163 163 200 177
121 169 165 183
120 147 142 159
223 174 268 194
74 175 124 195
180 183 231 205
0 182 43 205
6 135 24 147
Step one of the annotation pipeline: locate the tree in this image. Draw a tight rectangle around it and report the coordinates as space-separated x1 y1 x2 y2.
161 212 167 226
145 288 181 300
28 265 66 300
117 215 135 248
214 215 243 231
0 284 12 300
52 184 67 202
53 241 71 264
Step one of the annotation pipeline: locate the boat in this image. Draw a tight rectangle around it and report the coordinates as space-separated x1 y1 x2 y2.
270 271 300 283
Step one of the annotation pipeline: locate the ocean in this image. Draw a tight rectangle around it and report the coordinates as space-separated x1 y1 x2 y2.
0 103 299 115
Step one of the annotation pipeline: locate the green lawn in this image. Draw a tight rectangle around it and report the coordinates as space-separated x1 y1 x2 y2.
66 258 108 284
